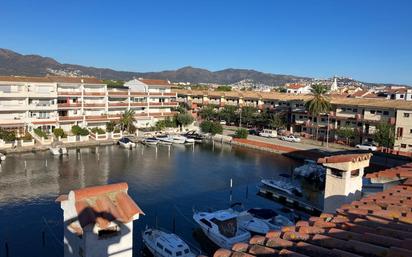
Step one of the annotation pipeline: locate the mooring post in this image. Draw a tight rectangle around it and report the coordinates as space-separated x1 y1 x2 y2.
42 230 46 247
229 178 233 204
45 159 47 168
5 242 9 257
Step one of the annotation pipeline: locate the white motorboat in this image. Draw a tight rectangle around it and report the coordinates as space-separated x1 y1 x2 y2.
118 137 136 148
294 159 326 183
227 209 270 235
49 146 68 155
142 227 198 257
244 208 294 231
193 209 251 249
156 135 188 144
142 137 159 146
261 178 303 197
156 135 174 145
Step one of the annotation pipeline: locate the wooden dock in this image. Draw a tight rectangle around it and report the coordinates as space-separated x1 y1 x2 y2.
258 185 323 215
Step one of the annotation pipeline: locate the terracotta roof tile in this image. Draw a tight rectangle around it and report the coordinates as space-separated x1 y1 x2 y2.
317 153 372 164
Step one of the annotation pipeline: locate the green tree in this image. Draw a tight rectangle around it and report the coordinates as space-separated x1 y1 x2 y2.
71 125 89 136
216 85 232 91
200 120 223 135
120 109 136 133
199 105 217 121
176 113 194 128
234 128 248 139
106 121 117 132
0 128 17 142
305 84 331 141
269 113 286 129
219 106 237 124
53 128 66 138
336 126 356 145
373 123 395 148
240 106 258 127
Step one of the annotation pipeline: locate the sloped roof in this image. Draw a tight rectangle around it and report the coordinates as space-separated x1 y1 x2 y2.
318 153 372 164
213 162 412 257
57 183 144 232
287 84 307 90
138 79 170 86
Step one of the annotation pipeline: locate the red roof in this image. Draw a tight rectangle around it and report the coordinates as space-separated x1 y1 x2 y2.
317 153 372 164
57 183 144 231
213 159 412 257
287 84 306 90
138 79 170 86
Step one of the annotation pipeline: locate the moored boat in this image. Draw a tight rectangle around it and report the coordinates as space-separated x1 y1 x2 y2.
261 178 303 197
193 209 250 249
142 137 159 146
244 208 294 230
142 227 198 257
49 141 68 156
118 137 136 148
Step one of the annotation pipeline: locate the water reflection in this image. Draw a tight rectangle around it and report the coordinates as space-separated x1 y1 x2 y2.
0 143 301 257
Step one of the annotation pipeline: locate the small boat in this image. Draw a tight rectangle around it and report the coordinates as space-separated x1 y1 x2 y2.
142 227 198 257
0 153 6 161
156 135 174 145
184 138 195 144
261 178 303 197
244 208 294 230
118 137 136 149
294 159 326 184
193 209 251 249
49 141 68 156
142 137 159 146
170 135 188 144
182 132 205 143
227 209 270 235
49 147 68 155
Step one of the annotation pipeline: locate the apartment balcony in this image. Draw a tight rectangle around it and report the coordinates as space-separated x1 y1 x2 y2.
28 91 57 98
149 111 178 118
57 91 82 97
83 91 106 97
57 103 82 109
130 102 148 107
130 92 148 97
29 118 58 125
108 91 129 97
58 116 83 122
0 104 28 111
108 102 128 108
107 114 122 120
0 91 27 98
148 101 179 107
29 104 57 111
85 115 109 122
0 119 25 126
148 92 177 97
83 103 106 108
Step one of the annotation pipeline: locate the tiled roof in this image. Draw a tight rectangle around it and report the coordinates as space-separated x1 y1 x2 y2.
0 75 104 84
287 84 307 90
56 183 144 232
139 79 170 86
175 90 412 110
318 153 372 164
214 179 412 257
365 163 412 180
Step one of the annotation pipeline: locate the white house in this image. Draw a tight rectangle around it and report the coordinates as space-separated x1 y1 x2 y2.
56 183 144 257
286 83 311 94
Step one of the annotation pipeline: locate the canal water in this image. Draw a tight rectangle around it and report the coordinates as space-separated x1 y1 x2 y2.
0 143 317 257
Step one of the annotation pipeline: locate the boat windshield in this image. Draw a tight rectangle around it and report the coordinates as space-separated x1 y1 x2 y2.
211 217 237 238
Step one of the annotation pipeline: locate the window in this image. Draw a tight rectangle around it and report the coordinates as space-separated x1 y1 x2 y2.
370 110 375 114
377 110 382 114
401 144 407 148
156 243 164 250
410 129 412 134
331 169 342 178
400 94 404 98
351 169 360 177
98 226 120 239
176 251 183 256
184 249 190 254
404 113 410 118
353 109 358 113
383 111 389 116
165 249 172 255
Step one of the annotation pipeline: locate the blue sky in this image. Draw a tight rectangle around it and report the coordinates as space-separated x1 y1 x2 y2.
1 0 411 84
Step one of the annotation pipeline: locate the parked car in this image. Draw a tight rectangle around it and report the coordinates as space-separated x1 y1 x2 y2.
355 143 377 151
248 129 260 135
280 135 301 143
219 120 227 125
259 129 277 138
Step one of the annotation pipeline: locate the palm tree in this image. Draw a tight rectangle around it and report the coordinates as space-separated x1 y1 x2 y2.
305 84 331 141
120 109 136 133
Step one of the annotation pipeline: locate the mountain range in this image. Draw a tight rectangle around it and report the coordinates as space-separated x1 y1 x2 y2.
0 48 404 87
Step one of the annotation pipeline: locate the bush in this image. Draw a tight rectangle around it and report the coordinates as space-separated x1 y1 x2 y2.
34 128 48 139
91 127 106 134
0 128 17 142
21 132 33 141
113 128 121 133
234 128 248 139
200 120 223 135
106 121 116 132
53 128 66 138
71 125 89 136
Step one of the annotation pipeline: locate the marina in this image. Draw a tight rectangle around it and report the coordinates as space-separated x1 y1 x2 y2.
0 142 318 257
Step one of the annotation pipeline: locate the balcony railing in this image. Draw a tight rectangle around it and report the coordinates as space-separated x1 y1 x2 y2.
130 102 147 107
57 91 82 96
83 103 106 108
130 92 148 97
148 92 177 97
108 102 128 107
83 92 106 96
85 115 109 121
59 116 83 121
108 91 129 96
148 101 178 107
57 103 82 108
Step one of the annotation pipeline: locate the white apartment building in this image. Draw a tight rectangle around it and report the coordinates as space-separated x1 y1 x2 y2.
0 76 178 134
